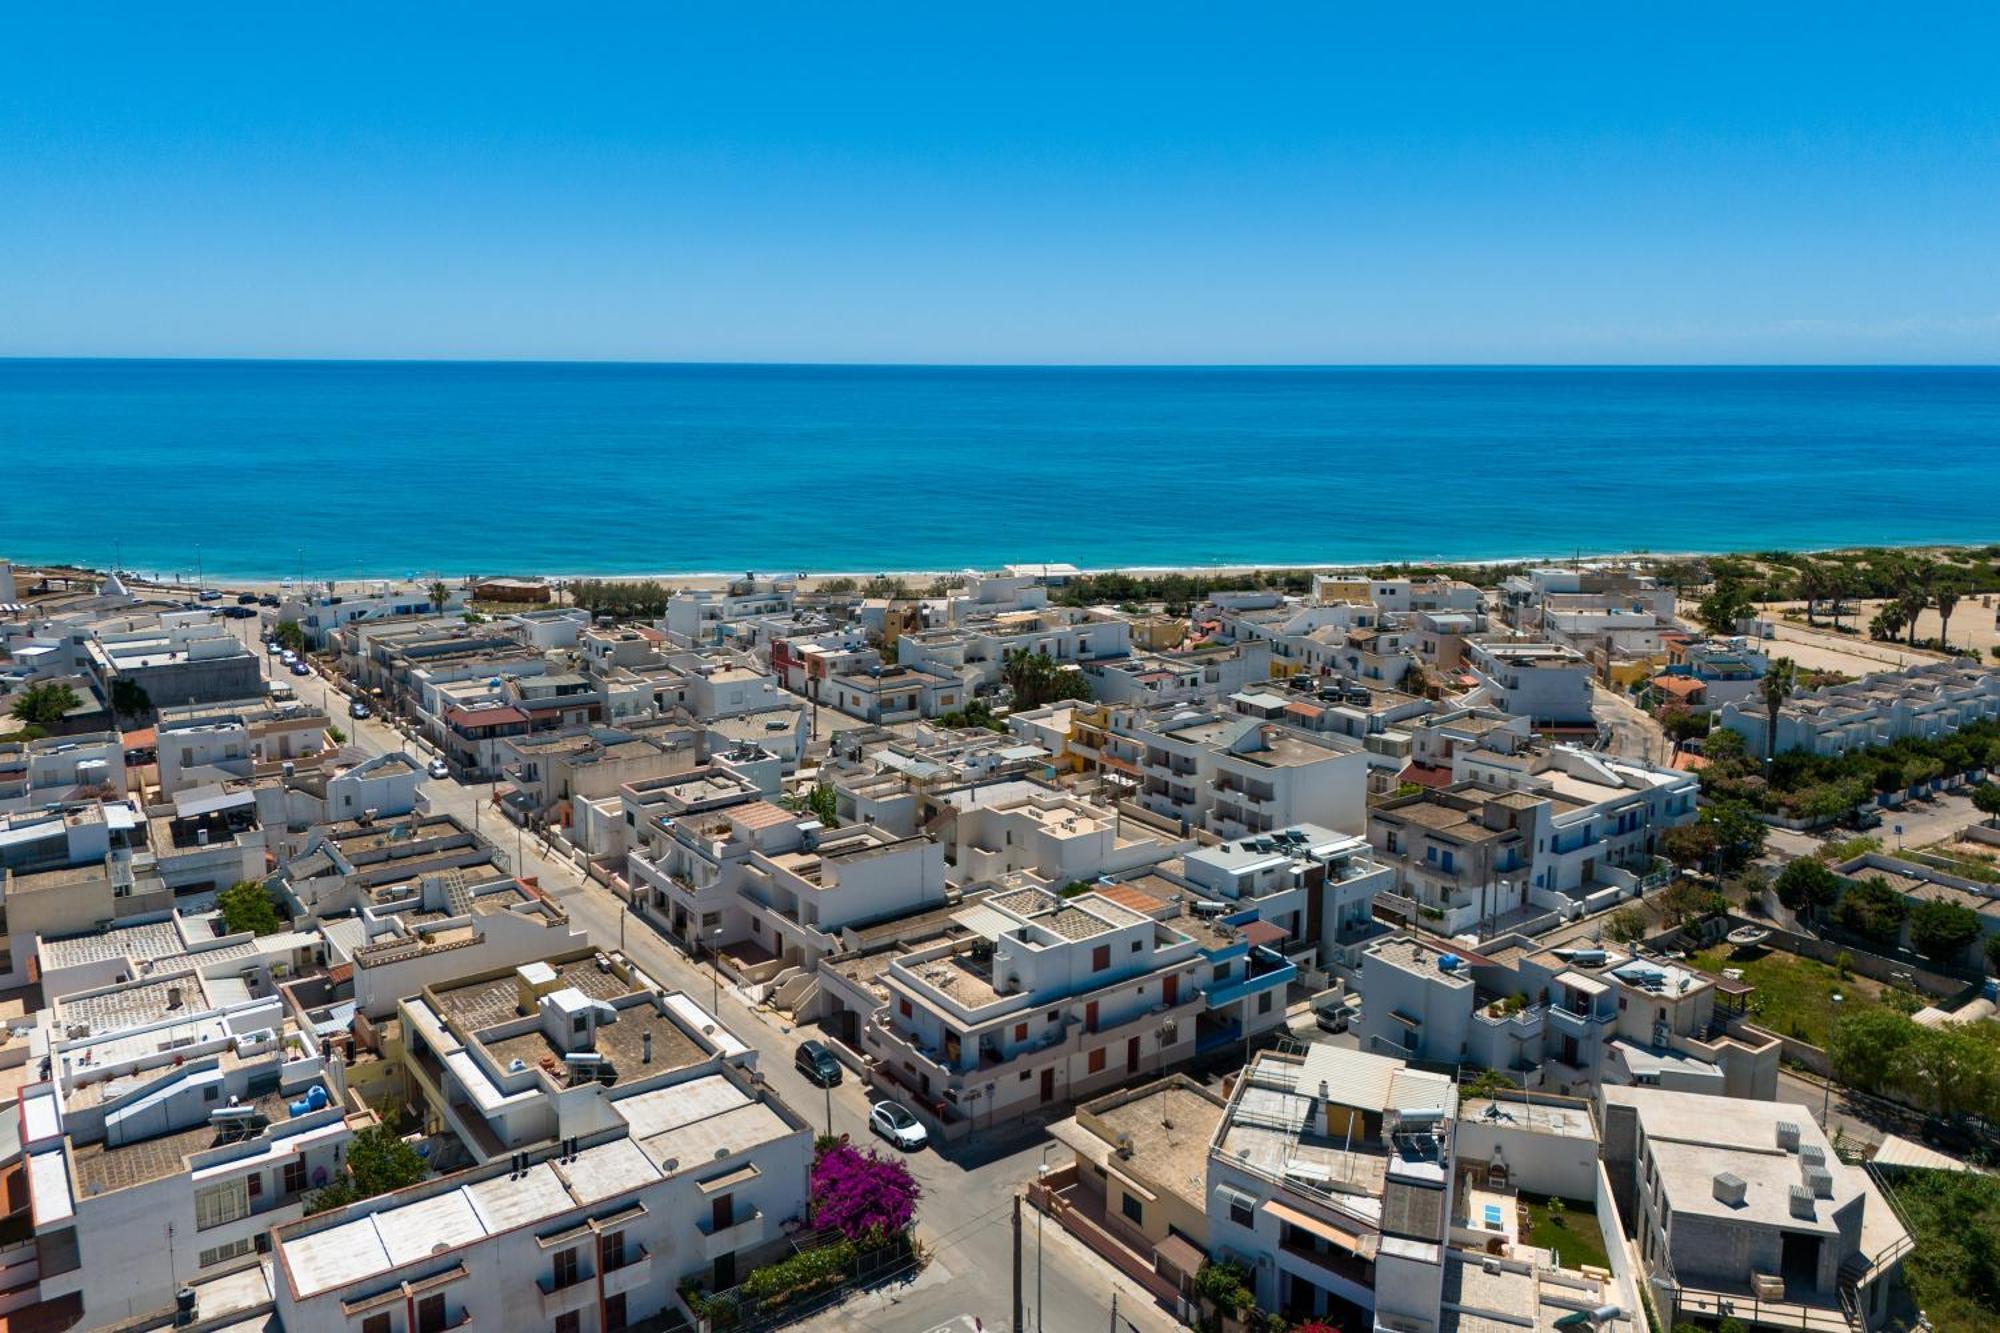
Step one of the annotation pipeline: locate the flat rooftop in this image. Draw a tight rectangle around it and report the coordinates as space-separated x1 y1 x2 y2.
431 956 635 1030
480 1001 705 1088
71 1092 291 1195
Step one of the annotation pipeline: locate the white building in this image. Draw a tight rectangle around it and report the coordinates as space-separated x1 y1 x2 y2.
1718 657 2000 760
664 576 796 647
1600 1085 1910 1331
1110 705 1371 840
940 782 1185 885
1464 641 1596 728
154 698 329 795
859 886 1208 1134
274 1063 811 1331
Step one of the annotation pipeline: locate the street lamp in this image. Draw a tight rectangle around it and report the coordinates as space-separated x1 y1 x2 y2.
709 927 726 1016
1824 992 1844 1125
1036 1142 1057 1332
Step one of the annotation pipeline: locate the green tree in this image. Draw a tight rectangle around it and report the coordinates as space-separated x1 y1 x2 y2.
1702 799 1768 874
1972 783 2000 827
1655 878 1725 926
1870 602 1908 643
307 1125 429 1213
1696 578 1755 637
109 677 152 719
1827 1008 1918 1095
1660 821 1718 875
805 783 838 826
8 681 80 728
1000 648 1093 710
1774 857 1841 921
272 619 307 653
1702 726 1748 765
1909 899 1983 966
216 879 283 937
427 579 450 613
1833 876 1909 945
1758 657 1797 769
1986 932 2000 977
1605 906 1649 943
1796 562 1829 627
1935 577 1964 652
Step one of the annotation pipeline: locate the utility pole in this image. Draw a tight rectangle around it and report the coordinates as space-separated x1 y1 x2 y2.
823 1079 833 1138
1012 1193 1024 1333
1109 1289 1118 1332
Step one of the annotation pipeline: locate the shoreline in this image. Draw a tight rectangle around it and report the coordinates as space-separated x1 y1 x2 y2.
21 539 1992 597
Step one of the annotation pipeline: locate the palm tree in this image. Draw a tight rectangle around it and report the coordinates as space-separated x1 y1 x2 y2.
1759 656 1797 768
428 580 450 614
1871 602 1907 643
1898 560 1936 646
1796 563 1826 627
1825 564 1860 631
1934 578 1963 653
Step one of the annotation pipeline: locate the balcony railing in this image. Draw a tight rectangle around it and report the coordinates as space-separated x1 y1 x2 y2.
699 1207 767 1260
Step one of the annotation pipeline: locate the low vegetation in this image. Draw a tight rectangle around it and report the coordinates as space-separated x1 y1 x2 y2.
1520 1193 1610 1273
1699 717 2000 823
1881 1167 2000 1333
1827 1007 2000 1122
1688 944 1917 1047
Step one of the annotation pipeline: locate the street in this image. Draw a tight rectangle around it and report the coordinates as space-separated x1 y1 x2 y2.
239 617 1164 1332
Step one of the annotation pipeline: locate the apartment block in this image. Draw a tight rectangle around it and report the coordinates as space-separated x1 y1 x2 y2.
1718 657 2000 760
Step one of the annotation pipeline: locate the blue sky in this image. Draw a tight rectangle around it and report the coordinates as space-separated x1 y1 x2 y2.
3 4 1997 363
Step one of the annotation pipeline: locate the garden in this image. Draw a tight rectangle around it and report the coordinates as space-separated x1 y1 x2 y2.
680 1137 922 1331
1687 942 1916 1047
1519 1193 1609 1273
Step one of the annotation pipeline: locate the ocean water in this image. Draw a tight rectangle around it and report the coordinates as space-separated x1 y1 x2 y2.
1 361 1995 580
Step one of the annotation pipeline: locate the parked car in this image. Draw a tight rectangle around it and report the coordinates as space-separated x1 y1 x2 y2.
289 660 310 677
427 758 450 781
348 699 370 720
222 605 255 619
197 588 221 601
264 639 281 654
1314 998 1354 1034
869 1100 927 1150
794 1040 842 1087
236 592 259 604
258 594 280 607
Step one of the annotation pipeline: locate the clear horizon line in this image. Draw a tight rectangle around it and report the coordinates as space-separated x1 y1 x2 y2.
3 354 1999 371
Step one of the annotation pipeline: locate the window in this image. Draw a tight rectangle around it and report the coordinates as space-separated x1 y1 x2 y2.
416 1294 447 1333
197 1237 252 1268
1130 940 1142 954
283 1159 308 1195
1092 945 1111 972
1087 1047 1107 1074
573 1015 588 1035
363 1316 391 1333
1258 991 1273 1015
1229 1195 1255 1228
553 1246 580 1290
195 1180 250 1231
1014 1023 1028 1042
246 1172 263 1200
1122 1193 1145 1225
600 1229 625 1270
900 998 913 1020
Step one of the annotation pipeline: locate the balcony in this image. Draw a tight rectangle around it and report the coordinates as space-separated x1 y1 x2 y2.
1547 1004 1611 1041
537 1273 594 1319
1204 948 1297 1010
601 1245 653 1298
699 1206 767 1260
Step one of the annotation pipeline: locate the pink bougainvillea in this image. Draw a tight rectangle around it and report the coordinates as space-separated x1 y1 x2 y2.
809 1143 921 1240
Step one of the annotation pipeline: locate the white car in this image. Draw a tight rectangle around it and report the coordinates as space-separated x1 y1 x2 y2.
869 1100 927 1151
427 758 450 781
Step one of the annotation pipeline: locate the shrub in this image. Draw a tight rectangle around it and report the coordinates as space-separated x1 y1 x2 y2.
740 1239 857 1306
217 879 283 936
809 1143 920 1241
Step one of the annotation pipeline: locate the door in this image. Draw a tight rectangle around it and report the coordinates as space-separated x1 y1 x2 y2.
604 1292 627 1331
1085 1001 1099 1033
713 1252 736 1289
415 1294 446 1333
712 1193 734 1233
1162 974 1178 1007
1040 1067 1055 1103
1126 1036 1140 1074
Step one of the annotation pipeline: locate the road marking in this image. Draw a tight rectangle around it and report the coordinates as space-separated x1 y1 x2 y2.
918 1319 982 1333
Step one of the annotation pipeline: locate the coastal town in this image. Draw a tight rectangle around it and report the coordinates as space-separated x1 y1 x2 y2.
1 549 1999 1333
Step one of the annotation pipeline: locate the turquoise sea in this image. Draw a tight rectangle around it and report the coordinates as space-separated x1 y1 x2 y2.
1 361 1995 580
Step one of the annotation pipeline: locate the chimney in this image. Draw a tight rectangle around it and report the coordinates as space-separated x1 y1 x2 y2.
1712 1172 1747 1207
642 1031 653 1064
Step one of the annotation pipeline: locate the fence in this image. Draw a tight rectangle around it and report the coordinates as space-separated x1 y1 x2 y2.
691 1234 918 1333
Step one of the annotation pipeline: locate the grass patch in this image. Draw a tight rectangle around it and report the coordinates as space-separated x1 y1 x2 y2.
1520 1193 1610 1272
1687 945 1906 1047
1882 1168 2000 1333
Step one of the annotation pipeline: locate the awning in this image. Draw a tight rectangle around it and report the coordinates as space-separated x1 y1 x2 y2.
1263 1199 1373 1256
1154 1233 1206 1278
174 784 256 818
1238 919 1288 949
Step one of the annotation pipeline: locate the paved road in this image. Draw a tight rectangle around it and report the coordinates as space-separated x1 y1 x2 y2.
236 622 1152 1332
1591 683 1668 765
